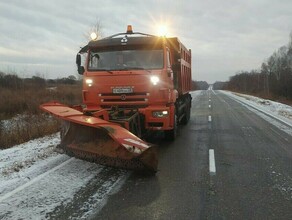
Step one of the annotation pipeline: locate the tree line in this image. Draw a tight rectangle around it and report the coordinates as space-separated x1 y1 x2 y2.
192 80 209 90
0 72 81 89
224 32 292 100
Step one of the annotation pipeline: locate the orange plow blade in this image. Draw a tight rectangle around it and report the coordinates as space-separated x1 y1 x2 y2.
40 102 158 173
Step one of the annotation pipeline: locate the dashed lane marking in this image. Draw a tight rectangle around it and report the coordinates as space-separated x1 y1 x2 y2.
209 149 216 175
208 115 212 122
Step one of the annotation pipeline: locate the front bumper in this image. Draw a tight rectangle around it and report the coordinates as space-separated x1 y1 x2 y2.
139 105 175 130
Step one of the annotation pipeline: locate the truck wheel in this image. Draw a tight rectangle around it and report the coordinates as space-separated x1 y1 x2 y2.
181 103 190 125
164 114 177 141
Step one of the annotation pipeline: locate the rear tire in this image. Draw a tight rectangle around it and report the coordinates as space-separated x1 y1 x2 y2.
181 103 191 125
164 114 177 141
181 98 191 125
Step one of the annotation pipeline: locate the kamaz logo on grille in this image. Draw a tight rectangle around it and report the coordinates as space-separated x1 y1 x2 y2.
121 94 126 100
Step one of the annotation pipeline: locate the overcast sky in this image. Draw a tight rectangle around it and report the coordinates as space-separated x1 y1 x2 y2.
0 0 292 83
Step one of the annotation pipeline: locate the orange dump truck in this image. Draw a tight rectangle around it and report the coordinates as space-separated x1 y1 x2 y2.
41 25 192 173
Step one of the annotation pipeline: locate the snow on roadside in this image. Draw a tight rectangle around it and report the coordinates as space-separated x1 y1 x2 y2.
0 159 105 220
0 133 129 220
220 90 292 126
0 133 69 196
0 133 60 175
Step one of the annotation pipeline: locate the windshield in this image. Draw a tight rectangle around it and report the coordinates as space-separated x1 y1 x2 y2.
88 49 164 71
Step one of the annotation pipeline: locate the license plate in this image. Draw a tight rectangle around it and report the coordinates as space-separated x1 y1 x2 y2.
112 87 133 94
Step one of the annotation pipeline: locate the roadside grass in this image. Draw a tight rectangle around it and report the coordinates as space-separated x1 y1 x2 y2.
0 84 82 120
0 114 59 149
0 79 82 149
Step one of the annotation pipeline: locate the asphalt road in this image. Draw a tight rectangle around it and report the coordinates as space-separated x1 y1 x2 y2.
93 90 292 220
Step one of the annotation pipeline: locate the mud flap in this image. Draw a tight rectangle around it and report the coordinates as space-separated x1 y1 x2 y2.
40 102 158 173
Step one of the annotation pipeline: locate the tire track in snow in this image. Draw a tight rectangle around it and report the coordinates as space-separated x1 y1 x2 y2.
0 157 75 203
47 167 130 220
0 157 129 220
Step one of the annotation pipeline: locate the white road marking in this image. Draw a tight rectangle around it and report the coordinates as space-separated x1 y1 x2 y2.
208 115 212 122
0 158 75 203
209 149 216 175
209 105 211 108
209 99 211 102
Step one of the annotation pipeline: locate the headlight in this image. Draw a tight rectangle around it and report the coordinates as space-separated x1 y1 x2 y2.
150 76 159 85
85 79 93 87
152 110 168 118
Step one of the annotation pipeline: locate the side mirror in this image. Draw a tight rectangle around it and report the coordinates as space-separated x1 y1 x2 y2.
76 54 81 66
78 66 85 75
76 54 84 75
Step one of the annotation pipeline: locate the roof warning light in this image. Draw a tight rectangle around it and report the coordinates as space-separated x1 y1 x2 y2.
127 25 133 34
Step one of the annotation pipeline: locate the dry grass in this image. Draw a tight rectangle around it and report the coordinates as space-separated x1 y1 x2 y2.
0 114 59 149
0 81 83 149
0 84 82 120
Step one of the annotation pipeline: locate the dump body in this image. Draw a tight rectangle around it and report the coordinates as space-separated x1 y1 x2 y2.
166 37 192 95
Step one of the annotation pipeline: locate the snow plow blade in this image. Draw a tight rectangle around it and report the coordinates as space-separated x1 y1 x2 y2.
40 102 158 173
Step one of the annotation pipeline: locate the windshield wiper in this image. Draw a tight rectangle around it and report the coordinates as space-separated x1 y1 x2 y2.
115 67 151 73
128 67 145 70
95 69 114 74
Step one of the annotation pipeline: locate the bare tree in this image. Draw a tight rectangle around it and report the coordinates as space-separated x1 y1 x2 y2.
84 19 103 42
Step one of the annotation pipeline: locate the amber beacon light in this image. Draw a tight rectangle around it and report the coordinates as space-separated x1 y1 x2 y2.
127 25 133 34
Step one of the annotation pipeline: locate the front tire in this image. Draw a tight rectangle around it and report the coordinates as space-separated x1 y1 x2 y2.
164 114 177 141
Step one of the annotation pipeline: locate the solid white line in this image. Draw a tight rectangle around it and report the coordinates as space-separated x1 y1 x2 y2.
0 158 75 203
208 115 212 122
209 149 216 175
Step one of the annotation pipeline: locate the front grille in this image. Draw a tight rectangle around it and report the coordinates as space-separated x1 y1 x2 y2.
148 122 163 127
100 105 148 109
99 92 148 105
